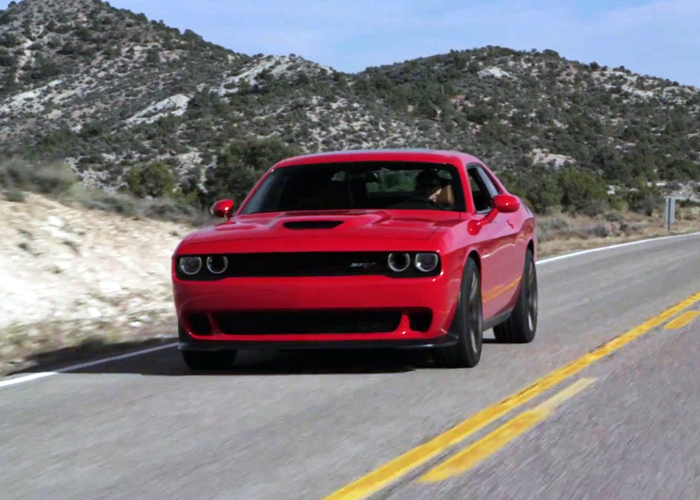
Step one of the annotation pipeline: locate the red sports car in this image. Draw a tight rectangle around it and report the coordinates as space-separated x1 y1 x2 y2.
172 149 537 370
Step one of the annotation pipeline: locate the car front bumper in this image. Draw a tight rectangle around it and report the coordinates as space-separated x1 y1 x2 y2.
173 273 461 349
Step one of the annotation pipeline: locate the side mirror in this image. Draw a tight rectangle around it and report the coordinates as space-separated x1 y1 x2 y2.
211 199 234 220
468 194 520 235
493 194 520 213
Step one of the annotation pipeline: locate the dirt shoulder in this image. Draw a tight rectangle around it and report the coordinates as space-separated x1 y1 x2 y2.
1 193 191 374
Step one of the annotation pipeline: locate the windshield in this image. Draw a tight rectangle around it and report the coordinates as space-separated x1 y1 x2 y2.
240 161 466 214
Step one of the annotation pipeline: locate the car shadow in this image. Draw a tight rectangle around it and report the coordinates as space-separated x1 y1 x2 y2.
8 339 436 377
9 331 499 378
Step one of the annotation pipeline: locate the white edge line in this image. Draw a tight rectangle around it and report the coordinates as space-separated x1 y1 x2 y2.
3 230 700 389
0 372 56 389
537 231 700 265
0 343 178 390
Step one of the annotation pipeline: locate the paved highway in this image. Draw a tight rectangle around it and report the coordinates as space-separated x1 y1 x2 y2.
1 233 700 500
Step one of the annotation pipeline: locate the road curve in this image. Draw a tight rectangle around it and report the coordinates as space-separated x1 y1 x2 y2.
1 233 699 500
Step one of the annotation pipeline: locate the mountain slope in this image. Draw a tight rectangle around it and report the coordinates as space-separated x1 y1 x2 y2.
0 0 699 201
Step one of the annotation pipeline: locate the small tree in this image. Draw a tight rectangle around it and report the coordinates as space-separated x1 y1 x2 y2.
203 138 300 205
504 166 562 214
145 47 160 65
625 182 661 216
558 167 609 215
127 162 176 198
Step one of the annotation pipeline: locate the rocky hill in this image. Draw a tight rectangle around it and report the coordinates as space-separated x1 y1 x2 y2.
0 0 699 206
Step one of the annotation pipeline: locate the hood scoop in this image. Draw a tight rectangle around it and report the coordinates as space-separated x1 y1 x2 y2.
283 220 344 230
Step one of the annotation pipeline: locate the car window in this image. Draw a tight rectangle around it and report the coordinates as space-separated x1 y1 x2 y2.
467 166 493 213
240 161 467 214
476 168 500 197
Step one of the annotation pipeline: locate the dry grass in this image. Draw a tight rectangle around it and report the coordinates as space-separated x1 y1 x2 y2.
537 206 700 258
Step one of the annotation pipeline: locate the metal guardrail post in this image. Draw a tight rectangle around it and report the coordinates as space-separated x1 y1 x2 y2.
665 196 676 232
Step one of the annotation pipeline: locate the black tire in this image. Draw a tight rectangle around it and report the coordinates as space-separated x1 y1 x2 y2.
435 258 483 368
181 350 237 371
493 249 538 344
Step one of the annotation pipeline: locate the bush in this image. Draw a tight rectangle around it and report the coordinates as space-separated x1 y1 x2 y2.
503 166 562 214
0 160 77 194
584 224 610 238
625 183 662 216
126 162 176 199
465 103 493 124
203 138 300 205
6 188 24 202
78 191 138 217
145 48 159 65
0 48 15 67
140 198 211 225
26 54 61 81
558 167 609 215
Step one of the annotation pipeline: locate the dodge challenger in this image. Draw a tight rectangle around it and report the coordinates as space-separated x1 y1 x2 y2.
172 149 538 370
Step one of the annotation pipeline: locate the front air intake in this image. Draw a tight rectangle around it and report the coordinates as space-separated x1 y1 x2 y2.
283 221 344 229
213 310 402 335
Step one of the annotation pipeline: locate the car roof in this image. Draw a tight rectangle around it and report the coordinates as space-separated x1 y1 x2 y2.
273 149 484 168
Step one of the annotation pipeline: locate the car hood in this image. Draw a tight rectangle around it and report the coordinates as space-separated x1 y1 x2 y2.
186 210 459 245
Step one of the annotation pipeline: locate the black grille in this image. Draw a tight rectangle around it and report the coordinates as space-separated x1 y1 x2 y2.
283 220 344 229
176 252 440 279
212 310 402 335
228 252 386 277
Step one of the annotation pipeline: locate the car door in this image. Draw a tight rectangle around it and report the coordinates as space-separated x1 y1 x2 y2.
466 165 521 319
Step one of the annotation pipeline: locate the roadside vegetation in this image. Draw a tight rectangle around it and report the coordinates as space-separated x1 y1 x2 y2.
1 144 691 224
0 157 212 226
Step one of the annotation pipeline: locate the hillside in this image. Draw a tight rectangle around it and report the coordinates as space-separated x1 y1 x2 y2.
0 0 699 211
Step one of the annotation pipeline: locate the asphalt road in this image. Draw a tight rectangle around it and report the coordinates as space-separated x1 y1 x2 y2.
1 233 700 500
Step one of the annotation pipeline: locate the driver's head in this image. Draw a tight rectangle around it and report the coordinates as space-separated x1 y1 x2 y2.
415 169 448 201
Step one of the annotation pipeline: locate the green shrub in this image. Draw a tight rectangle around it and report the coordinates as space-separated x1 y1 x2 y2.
502 166 562 214
126 162 176 198
625 184 662 216
6 188 24 202
203 138 300 205
557 167 609 215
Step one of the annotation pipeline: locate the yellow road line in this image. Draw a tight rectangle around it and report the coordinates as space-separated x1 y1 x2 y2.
420 378 596 482
664 311 700 330
319 290 700 500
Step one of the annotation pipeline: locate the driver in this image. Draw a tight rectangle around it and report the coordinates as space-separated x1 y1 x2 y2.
415 169 451 204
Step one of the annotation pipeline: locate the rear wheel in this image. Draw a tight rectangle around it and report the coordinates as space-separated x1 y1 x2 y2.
435 258 483 368
181 350 237 371
493 249 538 343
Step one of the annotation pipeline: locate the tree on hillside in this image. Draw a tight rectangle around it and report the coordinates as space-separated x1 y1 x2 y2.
203 138 301 205
127 162 176 198
558 167 609 215
509 167 562 214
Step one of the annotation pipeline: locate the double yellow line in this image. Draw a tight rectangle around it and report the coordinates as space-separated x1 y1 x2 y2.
421 377 596 482
322 291 700 500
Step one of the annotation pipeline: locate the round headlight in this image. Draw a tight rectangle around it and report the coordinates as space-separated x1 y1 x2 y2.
206 255 228 275
387 252 411 273
179 256 202 276
415 253 439 273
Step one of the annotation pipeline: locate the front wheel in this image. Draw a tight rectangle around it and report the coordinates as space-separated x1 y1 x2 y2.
493 249 538 343
181 350 237 371
434 258 483 368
